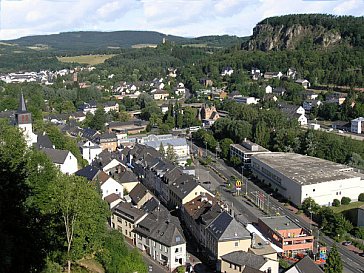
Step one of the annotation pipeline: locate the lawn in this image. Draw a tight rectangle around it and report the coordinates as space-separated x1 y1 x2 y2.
57 54 115 65
332 201 364 213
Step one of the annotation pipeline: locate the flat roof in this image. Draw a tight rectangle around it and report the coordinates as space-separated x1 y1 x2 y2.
259 216 302 231
231 143 269 153
253 152 363 185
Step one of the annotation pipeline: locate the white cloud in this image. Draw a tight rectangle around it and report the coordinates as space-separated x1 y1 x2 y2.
0 0 363 40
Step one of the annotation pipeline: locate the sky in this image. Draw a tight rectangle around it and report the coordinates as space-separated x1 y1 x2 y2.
0 0 363 40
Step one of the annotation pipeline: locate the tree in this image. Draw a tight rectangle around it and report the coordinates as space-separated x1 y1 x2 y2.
230 156 242 167
89 108 106 131
219 138 234 159
166 144 177 162
47 175 109 273
341 196 351 205
325 245 343 273
332 199 341 207
359 193 364 202
159 142 165 157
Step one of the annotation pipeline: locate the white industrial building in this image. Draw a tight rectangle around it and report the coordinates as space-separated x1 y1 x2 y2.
251 152 364 206
230 139 270 169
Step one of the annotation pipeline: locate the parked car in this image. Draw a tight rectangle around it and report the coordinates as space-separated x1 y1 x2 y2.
342 241 352 246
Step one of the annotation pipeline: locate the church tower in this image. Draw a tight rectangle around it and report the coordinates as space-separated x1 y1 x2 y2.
15 93 37 146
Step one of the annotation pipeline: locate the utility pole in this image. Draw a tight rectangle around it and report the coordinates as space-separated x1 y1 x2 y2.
205 141 208 158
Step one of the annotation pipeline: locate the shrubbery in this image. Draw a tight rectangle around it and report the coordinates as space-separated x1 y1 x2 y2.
341 197 351 205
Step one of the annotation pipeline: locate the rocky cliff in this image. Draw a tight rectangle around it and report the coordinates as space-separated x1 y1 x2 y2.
246 22 342 51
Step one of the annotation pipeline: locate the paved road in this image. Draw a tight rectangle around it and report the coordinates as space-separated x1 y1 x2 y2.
190 140 364 273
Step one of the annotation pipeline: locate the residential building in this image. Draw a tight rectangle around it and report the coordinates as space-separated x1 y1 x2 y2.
200 104 220 122
103 101 119 113
96 133 118 151
265 85 273 94
284 256 324 273
111 202 148 244
78 101 97 114
234 96 260 105
251 152 364 206
272 87 286 97
92 150 126 175
105 193 122 209
287 68 297 79
41 148 78 174
220 251 278 273
153 89 170 100
325 92 347 105
264 72 283 80
230 140 270 169
75 165 101 181
129 183 153 208
251 68 262 81
97 171 124 199
135 210 186 271
295 79 310 89
80 140 102 163
351 117 364 134
200 78 213 87
221 66 234 77
302 100 322 112
258 216 314 258
279 103 307 126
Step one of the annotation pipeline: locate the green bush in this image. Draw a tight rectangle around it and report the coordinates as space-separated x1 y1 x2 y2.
341 197 351 205
359 193 364 202
332 199 341 207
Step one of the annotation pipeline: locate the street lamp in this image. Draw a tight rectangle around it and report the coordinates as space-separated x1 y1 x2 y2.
204 141 208 158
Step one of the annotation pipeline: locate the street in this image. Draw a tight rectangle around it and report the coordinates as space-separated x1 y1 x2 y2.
190 140 364 273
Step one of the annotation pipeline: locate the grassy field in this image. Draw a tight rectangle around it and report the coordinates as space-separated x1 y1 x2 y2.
332 201 364 213
57 54 115 65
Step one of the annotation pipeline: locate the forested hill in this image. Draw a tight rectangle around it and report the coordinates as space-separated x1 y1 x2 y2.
246 14 364 51
3 31 247 51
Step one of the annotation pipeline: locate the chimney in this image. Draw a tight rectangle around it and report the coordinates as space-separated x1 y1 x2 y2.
251 232 256 248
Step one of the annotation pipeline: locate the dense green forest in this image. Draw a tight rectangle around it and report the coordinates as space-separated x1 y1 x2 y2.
2 31 247 51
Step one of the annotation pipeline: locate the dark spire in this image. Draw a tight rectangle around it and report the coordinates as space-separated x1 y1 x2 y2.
18 93 27 112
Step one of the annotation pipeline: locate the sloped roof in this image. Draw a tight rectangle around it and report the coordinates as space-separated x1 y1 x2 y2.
112 202 147 223
34 134 53 149
208 211 250 241
221 251 266 269
114 170 138 183
75 165 100 181
129 183 149 205
105 193 121 204
285 256 323 273
97 171 111 185
41 148 70 164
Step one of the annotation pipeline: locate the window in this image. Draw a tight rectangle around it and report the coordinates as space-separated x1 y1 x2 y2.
313 189 315 192
234 242 239 247
159 244 162 250
175 236 181 243
164 246 168 253
153 241 156 247
175 248 179 253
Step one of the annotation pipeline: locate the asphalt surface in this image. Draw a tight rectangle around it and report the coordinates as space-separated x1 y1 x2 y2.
190 141 364 273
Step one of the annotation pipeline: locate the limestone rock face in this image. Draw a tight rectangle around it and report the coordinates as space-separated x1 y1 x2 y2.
247 23 342 51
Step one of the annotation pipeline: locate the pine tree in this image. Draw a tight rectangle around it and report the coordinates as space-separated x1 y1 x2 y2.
166 144 177 163
159 142 165 157
325 245 343 273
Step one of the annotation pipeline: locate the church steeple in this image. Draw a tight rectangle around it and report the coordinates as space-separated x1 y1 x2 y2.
15 93 32 125
18 92 27 113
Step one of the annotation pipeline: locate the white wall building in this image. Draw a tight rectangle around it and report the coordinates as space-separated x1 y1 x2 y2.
81 141 103 164
265 85 273 94
42 148 78 174
351 117 364 134
98 171 124 199
234 96 260 105
251 152 364 206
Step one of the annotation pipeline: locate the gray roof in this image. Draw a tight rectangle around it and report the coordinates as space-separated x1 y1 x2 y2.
169 174 199 200
135 213 186 247
252 152 363 186
114 170 138 183
129 183 149 205
41 148 70 164
34 134 53 149
208 211 251 241
259 216 301 231
144 138 187 150
75 165 100 181
286 256 323 273
113 202 147 223
221 251 266 269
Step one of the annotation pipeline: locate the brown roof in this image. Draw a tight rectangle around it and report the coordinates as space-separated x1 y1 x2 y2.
105 193 121 204
184 193 216 220
129 183 149 205
97 171 110 185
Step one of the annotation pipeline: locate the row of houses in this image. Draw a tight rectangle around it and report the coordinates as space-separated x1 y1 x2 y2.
122 143 284 273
